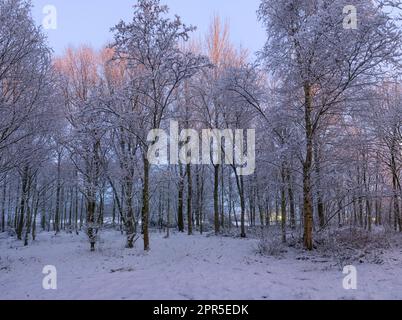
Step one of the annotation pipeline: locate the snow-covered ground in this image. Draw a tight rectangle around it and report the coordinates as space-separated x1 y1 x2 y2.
1 230 402 300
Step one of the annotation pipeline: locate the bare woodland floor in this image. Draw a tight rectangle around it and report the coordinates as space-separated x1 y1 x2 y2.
1 230 402 300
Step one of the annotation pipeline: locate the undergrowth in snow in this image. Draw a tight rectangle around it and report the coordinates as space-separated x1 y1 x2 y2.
1 229 402 300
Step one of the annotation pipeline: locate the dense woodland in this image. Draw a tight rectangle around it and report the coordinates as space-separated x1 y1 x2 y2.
1 0 402 253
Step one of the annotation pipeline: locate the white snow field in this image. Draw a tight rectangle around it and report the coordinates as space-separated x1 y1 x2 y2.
1 230 402 300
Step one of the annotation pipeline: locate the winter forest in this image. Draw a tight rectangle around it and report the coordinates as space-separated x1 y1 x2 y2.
2 0 402 300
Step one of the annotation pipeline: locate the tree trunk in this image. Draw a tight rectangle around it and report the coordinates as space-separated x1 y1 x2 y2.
1 176 6 232
199 167 205 235
287 170 296 230
177 163 185 232
23 176 33 246
166 180 171 238
54 152 62 234
281 167 287 243
141 155 150 251
391 140 402 232
187 164 193 235
17 167 29 240
75 183 79 234
195 167 201 229
87 196 96 252
214 164 220 235
234 169 246 238
32 190 40 241
220 164 225 229
314 142 325 228
303 83 314 251
125 177 136 248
